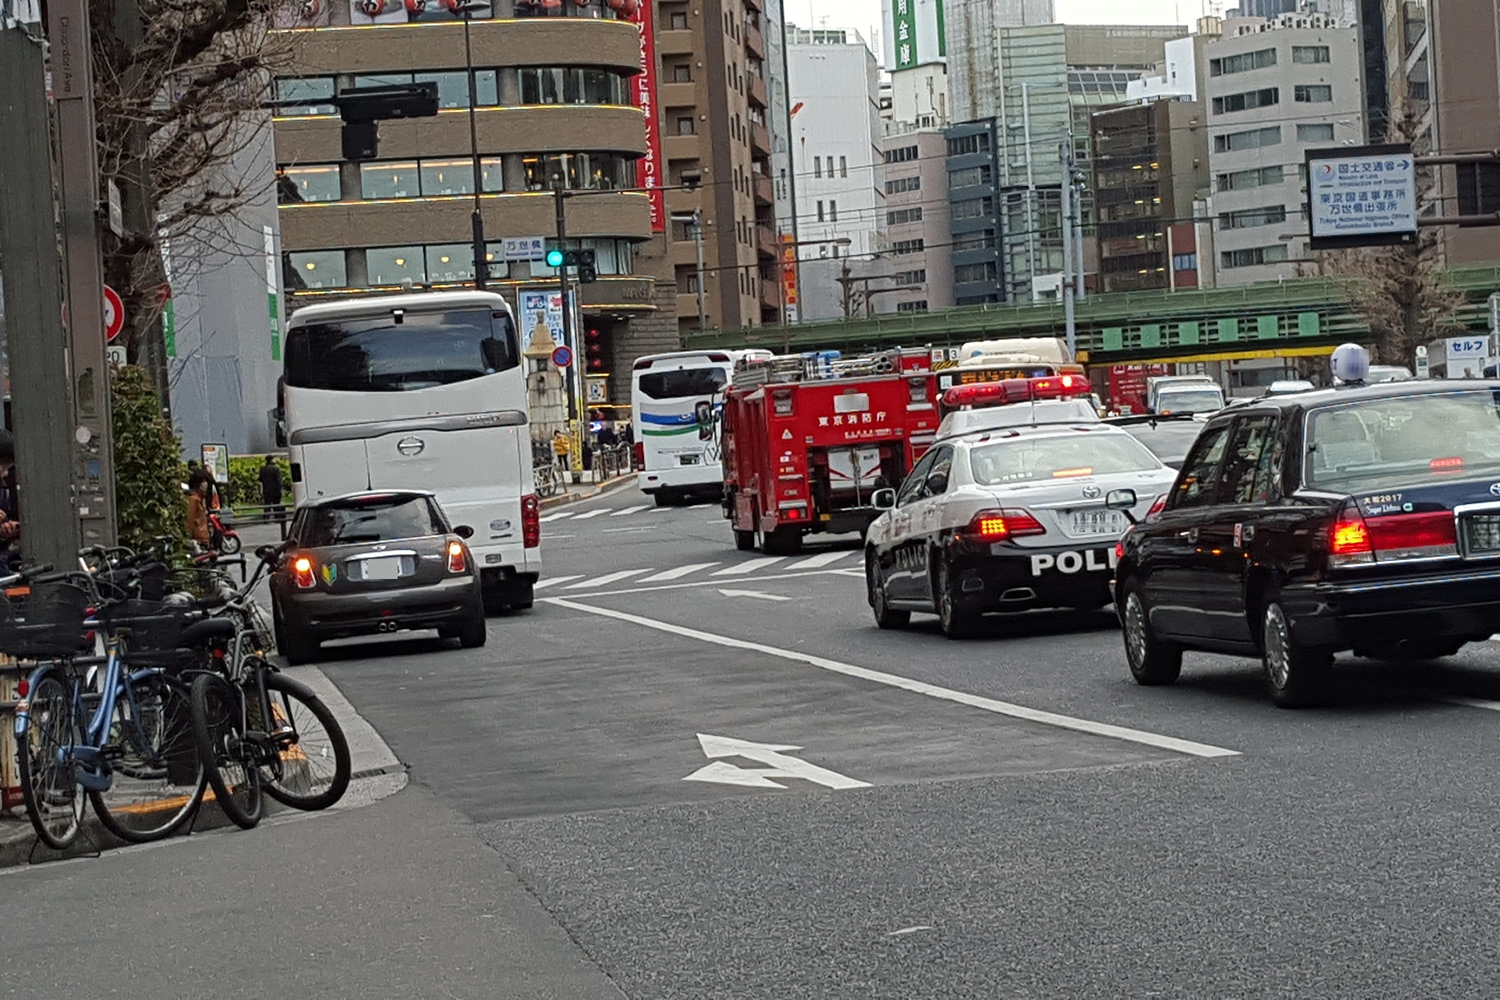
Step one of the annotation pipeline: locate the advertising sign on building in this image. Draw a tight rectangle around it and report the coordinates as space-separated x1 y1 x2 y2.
519 290 566 355
882 0 946 70
1306 143 1418 250
628 0 665 232
780 233 799 316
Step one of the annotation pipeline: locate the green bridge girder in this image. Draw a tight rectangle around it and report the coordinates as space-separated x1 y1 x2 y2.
681 264 1500 364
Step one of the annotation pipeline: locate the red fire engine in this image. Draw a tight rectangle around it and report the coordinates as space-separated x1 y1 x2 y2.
721 350 940 555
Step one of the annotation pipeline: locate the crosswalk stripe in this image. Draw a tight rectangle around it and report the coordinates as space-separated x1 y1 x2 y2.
533 575 584 591
711 557 783 576
564 568 651 589
785 551 852 571
639 562 720 582
571 509 608 520
611 504 650 516
538 512 573 523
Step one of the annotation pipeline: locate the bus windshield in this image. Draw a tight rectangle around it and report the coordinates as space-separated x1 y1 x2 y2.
285 308 518 392
637 367 728 400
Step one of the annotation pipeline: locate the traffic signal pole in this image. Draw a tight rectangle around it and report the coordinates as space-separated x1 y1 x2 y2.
553 183 577 423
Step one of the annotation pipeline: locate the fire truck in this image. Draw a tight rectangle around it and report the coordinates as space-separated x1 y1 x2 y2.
721 350 941 555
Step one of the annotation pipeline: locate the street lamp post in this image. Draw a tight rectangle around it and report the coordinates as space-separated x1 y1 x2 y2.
457 1 491 289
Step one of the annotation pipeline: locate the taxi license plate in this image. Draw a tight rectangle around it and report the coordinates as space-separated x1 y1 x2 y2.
1070 510 1124 535
678 454 702 466
1462 514 1500 555
360 556 403 581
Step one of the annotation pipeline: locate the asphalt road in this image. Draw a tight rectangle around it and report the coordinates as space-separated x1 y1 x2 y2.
11 489 1500 997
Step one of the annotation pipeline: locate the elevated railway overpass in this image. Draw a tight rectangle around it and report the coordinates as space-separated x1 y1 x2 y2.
680 265 1500 368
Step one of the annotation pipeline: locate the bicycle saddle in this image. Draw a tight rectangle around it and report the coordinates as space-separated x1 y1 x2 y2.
178 617 237 647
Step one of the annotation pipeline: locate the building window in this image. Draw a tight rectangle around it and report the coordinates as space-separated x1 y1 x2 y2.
1213 126 1281 152
366 246 427 286
1457 163 1500 217
677 116 695 135
887 208 923 225
672 64 691 82
884 145 918 163
945 133 989 156
1216 165 1284 191
275 77 336 116
885 176 921 194
669 11 688 28
360 161 420 199
948 165 992 188
277 166 341 203
1212 87 1279 115
352 70 498 109
1220 245 1289 269
814 158 822 178
825 156 834 177
1296 123 1335 143
891 238 925 255
891 269 926 285
284 250 346 290
358 156 503 199
522 152 632 191
954 261 998 284
829 200 837 222
951 197 993 220
1292 45 1330 64
1209 47 1276 76
1172 253 1197 271
1294 84 1333 103
953 231 995 252
517 67 626 106
896 300 928 313
1219 205 1287 229
512 0 625 20
816 200 824 221
839 156 847 177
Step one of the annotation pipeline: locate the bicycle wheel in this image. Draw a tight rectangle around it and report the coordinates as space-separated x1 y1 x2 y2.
190 672 263 830
251 668 351 811
16 667 85 850
89 672 206 844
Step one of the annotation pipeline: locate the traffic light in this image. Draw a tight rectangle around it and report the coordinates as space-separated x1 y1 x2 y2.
557 248 599 283
586 326 614 373
545 246 565 268
577 249 597 284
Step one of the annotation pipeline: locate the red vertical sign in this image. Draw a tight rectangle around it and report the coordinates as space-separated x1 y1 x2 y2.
630 0 665 232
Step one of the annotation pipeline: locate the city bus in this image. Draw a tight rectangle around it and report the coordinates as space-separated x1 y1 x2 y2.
631 349 770 505
278 290 539 612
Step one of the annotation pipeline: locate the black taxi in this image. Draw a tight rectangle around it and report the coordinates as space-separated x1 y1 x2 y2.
1111 345 1500 707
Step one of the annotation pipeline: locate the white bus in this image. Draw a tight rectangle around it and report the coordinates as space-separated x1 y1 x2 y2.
278 291 539 612
631 349 768 505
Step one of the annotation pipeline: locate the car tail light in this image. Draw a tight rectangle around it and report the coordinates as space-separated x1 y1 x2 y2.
1366 510 1457 558
633 442 644 469
447 540 468 573
291 554 318 588
1328 505 1374 567
1114 541 1126 561
522 494 540 548
1146 494 1168 518
965 508 1046 542
1430 456 1464 474
780 504 808 521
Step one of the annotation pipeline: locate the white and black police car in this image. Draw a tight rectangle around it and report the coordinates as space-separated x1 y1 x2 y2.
864 374 1177 638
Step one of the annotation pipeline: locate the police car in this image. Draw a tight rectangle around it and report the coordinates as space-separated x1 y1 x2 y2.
864 375 1178 638
1113 343 1500 707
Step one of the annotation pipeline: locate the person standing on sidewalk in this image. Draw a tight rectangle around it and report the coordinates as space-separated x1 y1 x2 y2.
259 455 284 515
551 429 571 474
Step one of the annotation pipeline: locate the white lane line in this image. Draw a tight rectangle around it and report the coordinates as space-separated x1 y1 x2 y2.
711 557 784 576
611 504 650 516
688 503 712 509
564 568 651 589
538 512 573 523
603 526 656 533
786 551 853 571
544 597 1241 760
570 509 608 520
648 506 672 514
640 562 720 582
560 567 850 598
533 575 584 591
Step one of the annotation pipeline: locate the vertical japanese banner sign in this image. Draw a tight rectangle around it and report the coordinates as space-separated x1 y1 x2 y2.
264 225 281 361
891 0 916 69
630 0 665 231
159 239 177 357
780 233 799 308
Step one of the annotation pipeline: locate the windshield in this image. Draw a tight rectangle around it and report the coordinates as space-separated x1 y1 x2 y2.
300 496 445 546
1307 390 1500 490
970 432 1162 484
1119 422 1205 468
285 308 518 392
637 366 728 400
1158 389 1224 413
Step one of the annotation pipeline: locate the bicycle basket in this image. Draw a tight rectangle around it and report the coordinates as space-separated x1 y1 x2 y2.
0 580 91 659
100 599 194 654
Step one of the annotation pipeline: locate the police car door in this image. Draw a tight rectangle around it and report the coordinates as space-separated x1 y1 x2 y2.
885 448 941 601
908 445 955 606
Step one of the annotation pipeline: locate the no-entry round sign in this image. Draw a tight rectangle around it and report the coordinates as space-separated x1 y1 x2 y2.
103 285 125 341
551 345 573 368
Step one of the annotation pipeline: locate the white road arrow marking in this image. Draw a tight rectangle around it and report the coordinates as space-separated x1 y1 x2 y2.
682 733 870 790
716 588 793 602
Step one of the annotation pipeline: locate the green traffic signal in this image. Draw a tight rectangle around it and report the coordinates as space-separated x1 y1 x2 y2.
545 247 565 267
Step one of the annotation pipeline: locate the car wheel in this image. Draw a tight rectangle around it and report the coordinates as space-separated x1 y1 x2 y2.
866 550 909 630
457 609 487 648
936 559 980 640
1261 599 1332 709
1119 579 1182 686
734 528 756 552
762 525 802 556
274 602 319 667
507 579 534 611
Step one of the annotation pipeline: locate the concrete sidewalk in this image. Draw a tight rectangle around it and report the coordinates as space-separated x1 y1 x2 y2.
538 472 635 510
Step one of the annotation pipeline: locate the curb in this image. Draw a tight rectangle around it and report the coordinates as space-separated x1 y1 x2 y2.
537 473 637 511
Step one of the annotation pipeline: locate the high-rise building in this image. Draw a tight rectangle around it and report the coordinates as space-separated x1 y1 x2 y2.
1201 13 1366 285
944 119 1005 304
945 0 1053 124
786 27 884 321
880 129 954 312
270 4 666 406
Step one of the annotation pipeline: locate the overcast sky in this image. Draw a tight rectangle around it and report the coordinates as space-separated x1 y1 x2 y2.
800 0 1212 59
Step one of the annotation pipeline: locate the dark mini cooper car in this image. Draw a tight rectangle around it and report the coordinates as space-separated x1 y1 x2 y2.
1113 355 1500 707
268 490 486 665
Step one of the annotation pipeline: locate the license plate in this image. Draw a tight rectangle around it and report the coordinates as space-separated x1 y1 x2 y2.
1462 514 1500 555
678 454 701 466
360 556 403 581
1070 510 1125 536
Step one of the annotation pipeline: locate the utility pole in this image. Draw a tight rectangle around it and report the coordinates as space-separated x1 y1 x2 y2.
552 180 577 422
0 25 84 567
458 1 490 288
1059 139 1077 359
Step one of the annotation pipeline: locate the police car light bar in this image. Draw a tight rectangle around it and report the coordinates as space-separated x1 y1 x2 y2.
940 375 1091 412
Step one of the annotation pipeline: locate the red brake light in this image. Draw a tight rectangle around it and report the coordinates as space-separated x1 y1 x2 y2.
1114 541 1125 561
1146 494 1168 517
1366 511 1457 556
447 540 468 573
522 494 540 548
291 555 317 588
1430 456 1464 473
965 508 1046 541
1329 505 1373 567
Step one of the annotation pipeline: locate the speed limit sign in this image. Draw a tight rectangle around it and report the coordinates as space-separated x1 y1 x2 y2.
103 285 124 341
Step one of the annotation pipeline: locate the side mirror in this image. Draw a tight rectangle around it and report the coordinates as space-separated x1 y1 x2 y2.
872 488 896 510
1105 488 1137 511
454 524 475 539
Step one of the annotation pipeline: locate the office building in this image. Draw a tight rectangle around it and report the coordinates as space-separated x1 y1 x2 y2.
786 26 884 321
1202 12 1365 285
944 118 1005 304
880 129 954 312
